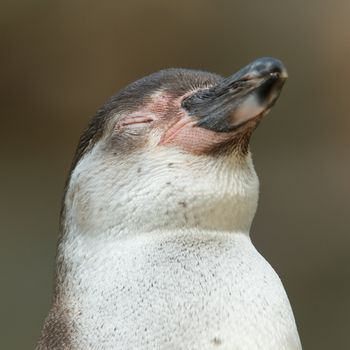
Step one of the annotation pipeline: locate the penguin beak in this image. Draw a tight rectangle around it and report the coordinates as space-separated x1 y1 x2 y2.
182 57 288 133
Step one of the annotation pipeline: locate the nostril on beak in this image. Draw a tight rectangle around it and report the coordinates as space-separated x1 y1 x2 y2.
240 57 288 82
269 71 280 79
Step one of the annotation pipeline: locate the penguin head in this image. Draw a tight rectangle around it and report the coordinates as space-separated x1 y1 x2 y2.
63 58 287 235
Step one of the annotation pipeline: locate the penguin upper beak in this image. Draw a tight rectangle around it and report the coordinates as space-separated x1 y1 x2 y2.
181 57 288 133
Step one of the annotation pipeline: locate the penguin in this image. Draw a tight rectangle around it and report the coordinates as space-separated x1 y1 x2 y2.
37 57 302 350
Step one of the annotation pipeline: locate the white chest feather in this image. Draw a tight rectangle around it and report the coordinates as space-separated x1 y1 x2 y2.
60 230 301 350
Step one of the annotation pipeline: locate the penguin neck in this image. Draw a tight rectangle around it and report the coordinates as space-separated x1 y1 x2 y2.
62 147 260 240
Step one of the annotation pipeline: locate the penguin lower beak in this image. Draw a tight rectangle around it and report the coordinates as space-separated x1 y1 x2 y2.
182 57 288 133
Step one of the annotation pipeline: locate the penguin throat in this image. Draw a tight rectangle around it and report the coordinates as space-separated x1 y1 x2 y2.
63 148 259 238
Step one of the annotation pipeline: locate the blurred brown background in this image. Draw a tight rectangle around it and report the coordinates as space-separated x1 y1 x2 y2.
1 1 349 349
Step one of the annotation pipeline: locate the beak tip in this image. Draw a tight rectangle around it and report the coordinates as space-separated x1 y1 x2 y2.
253 57 288 80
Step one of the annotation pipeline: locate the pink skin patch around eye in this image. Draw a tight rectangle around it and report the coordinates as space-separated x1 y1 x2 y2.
115 91 251 155
160 117 235 155
159 111 239 155
160 115 197 144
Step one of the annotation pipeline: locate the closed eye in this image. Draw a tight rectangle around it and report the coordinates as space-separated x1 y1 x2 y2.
119 115 154 128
